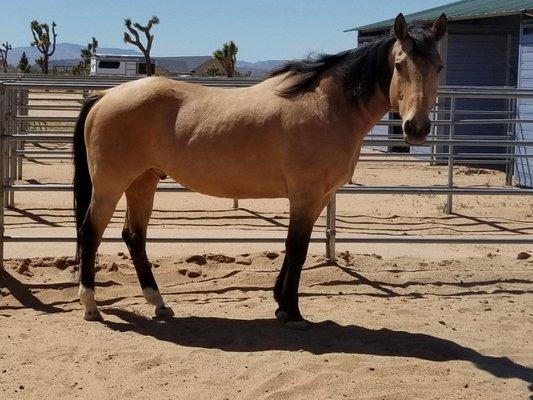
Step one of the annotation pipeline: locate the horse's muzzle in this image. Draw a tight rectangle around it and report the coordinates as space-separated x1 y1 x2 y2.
403 119 431 145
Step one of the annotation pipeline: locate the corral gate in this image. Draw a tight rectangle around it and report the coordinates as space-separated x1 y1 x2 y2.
517 23 533 188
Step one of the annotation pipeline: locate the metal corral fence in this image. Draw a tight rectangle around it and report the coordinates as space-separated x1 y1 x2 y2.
1 74 533 266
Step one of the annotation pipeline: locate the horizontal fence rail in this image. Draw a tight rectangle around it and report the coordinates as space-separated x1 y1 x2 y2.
0 75 532 265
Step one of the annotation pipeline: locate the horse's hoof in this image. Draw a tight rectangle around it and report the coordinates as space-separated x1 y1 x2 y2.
276 309 312 330
275 309 289 322
285 320 312 331
155 305 175 318
83 308 103 321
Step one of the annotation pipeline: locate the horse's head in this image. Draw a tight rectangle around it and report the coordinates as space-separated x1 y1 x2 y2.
388 13 447 145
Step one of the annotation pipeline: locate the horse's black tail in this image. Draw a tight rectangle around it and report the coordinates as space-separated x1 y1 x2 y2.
73 93 103 261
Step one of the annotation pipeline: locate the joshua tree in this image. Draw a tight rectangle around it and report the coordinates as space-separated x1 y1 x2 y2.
17 51 31 73
74 37 98 75
213 41 238 78
81 37 98 59
123 16 159 76
35 57 45 72
30 20 57 74
0 41 12 73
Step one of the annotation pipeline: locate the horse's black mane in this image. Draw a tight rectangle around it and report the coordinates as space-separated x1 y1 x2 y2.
266 26 437 106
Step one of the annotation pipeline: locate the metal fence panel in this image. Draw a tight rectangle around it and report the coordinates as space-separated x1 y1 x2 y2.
1 75 532 266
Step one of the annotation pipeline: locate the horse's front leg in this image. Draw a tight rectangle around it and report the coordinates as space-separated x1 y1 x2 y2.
274 194 325 329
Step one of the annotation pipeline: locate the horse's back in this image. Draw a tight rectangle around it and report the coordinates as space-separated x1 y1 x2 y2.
85 76 292 198
164 79 291 198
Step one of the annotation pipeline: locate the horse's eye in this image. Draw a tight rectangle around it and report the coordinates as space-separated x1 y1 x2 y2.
437 65 443 73
395 62 403 72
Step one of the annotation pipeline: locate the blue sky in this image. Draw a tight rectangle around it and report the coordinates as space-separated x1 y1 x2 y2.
2 0 451 61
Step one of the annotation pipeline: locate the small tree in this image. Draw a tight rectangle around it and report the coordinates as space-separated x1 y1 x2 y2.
30 20 57 74
35 57 45 72
81 37 98 60
17 51 31 73
213 41 238 78
0 41 12 73
73 37 98 75
123 16 159 76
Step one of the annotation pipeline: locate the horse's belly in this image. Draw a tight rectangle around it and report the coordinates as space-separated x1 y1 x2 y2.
165 158 288 199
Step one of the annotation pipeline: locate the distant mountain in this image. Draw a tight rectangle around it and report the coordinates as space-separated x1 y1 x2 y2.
236 60 285 76
236 60 285 70
7 42 141 65
49 59 86 67
6 43 285 76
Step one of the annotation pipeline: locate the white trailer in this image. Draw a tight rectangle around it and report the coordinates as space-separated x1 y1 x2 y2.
90 54 149 77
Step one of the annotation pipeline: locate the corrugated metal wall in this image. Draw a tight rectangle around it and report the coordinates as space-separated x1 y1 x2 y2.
436 16 520 164
516 25 533 187
446 34 509 86
444 23 518 158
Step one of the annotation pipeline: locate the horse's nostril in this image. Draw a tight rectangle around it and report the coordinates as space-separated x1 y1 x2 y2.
422 121 431 136
404 120 414 135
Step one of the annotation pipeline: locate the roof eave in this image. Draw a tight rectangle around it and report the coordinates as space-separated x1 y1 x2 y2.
345 9 528 34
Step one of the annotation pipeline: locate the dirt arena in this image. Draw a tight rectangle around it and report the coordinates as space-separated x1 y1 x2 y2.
1 144 532 398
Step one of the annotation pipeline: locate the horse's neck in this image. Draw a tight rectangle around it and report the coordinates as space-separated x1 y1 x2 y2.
318 76 391 137
354 88 391 136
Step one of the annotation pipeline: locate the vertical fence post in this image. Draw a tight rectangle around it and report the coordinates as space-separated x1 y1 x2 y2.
430 109 436 165
0 83 5 269
325 193 336 262
8 88 15 208
505 97 516 186
445 97 456 214
4 88 11 208
17 88 28 180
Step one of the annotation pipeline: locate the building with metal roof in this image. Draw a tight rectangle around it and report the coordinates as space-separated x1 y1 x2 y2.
345 0 533 33
347 0 533 187
155 56 222 76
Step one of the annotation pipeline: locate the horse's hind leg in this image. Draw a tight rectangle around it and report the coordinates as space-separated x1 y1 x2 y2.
79 190 124 321
122 170 174 318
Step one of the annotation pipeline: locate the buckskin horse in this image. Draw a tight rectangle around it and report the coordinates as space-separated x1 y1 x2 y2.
73 13 447 328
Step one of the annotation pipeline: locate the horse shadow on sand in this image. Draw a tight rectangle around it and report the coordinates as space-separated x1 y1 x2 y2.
101 308 533 391
2 267 531 392
0 268 124 314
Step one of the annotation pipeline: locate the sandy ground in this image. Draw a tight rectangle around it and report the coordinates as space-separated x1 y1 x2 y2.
1 250 532 399
0 92 532 399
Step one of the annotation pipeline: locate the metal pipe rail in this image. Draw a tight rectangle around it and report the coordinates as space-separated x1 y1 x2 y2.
14 115 533 126
1 78 532 266
3 235 532 245
1 81 258 90
13 149 531 158
5 134 533 147
11 133 522 141
15 154 530 162
359 159 512 164
11 157 519 165
7 182 533 195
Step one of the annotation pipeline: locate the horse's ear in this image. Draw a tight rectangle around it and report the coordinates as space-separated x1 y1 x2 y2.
432 13 447 41
394 13 409 41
